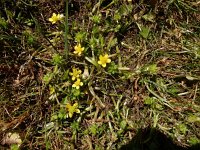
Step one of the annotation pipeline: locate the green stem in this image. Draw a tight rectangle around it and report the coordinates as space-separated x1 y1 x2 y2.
64 0 69 59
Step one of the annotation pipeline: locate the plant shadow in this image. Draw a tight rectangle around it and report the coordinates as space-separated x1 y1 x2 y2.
120 127 200 150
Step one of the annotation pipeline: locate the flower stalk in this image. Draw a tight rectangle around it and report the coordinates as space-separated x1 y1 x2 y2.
64 0 69 59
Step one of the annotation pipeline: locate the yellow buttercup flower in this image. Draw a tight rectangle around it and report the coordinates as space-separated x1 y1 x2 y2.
74 43 84 56
49 13 64 24
66 102 80 118
69 68 82 80
72 78 83 89
98 54 111 67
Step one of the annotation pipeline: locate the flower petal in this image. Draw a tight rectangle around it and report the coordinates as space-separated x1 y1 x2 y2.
73 102 78 107
75 109 80 113
74 45 78 49
66 103 71 109
102 63 106 67
98 61 102 65
107 58 111 63
69 112 73 118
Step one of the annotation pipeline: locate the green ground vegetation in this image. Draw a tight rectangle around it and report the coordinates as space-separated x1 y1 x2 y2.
0 0 200 149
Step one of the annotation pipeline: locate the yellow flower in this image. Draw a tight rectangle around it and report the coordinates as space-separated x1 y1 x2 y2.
66 102 80 118
49 13 64 24
98 54 111 67
74 43 84 56
72 78 83 89
69 68 82 80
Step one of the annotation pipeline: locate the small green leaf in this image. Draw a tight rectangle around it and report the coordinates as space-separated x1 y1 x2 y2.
143 64 158 74
188 137 200 145
51 114 58 121
71 121 79 131
62 70 69 80
85 57 98 67
11 144 20 150
0 17 8 29
43 72 53 84
75 31 86 43
89 124 97 135
52 54 63 65
92 26 100 35
107 62 118 74
91 14 102 24
177 124 188 135
139 26 150 39
155 103 163 110
107 36 117 50
142 12 156 22
187 115 200 123
120 120 127 130
72 88 81 97
118 4 133 16
114 12 121 21
144 97 154 105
